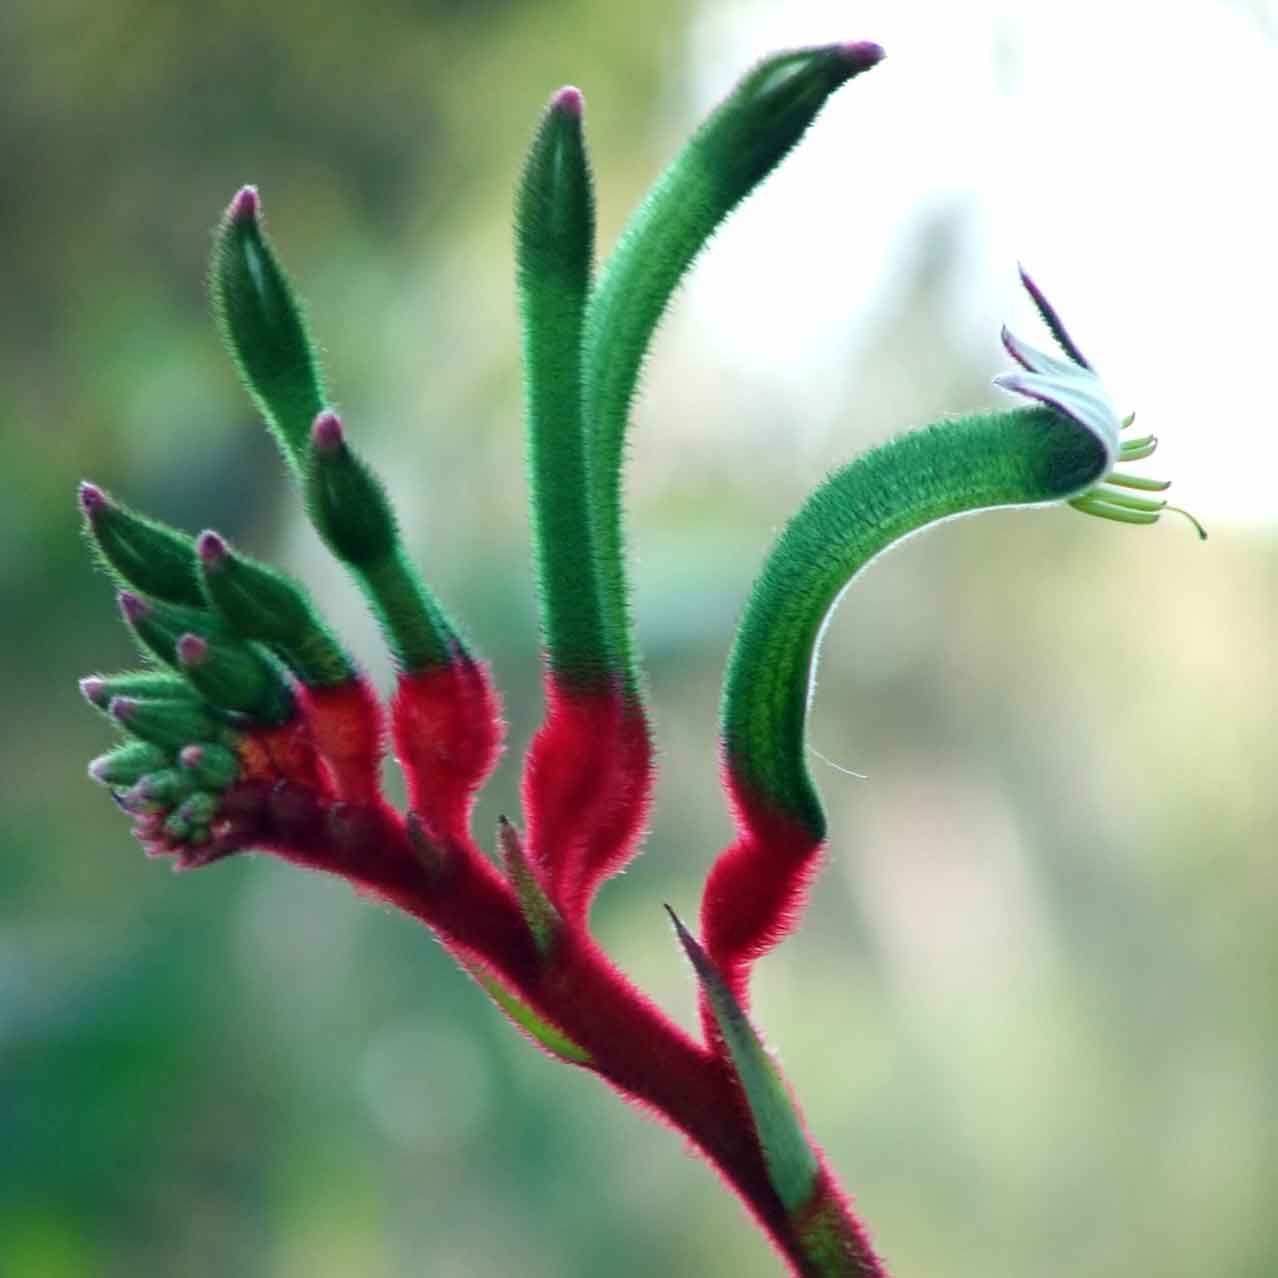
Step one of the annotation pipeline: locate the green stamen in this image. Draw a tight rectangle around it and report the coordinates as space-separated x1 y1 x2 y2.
1107 470 1172 492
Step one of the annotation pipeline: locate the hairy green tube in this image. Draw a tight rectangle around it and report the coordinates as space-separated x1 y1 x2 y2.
582 43 885 692
517 87 611 683
722 406 1109 834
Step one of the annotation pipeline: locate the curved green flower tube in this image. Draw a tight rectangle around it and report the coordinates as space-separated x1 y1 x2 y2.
721 404 1108 833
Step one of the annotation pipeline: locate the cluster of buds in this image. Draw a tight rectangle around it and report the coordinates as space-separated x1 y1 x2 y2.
80 483 398 867
78 42 1198 1277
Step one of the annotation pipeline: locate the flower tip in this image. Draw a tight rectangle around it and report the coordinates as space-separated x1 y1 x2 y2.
552 85 584 117
196 529 229 567
311 409 344 453
78 481 107 518
176 633 209 667
87 755 110 783
179 744 204 769
109 696 138 724
79 675 107 707
228 185 260 224
837 40 885 69
117 590 150 625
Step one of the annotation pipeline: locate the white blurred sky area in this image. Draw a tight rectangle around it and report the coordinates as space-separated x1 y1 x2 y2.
678 0 1278 525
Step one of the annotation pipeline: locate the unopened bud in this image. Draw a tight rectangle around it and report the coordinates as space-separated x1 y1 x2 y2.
80 669 198 712
179 742 242 790
304 411 399 567
197 529 353 686
80 483 204 606
175 630 294 722
88 741 171 787
212 186 326 473
110 696 227 751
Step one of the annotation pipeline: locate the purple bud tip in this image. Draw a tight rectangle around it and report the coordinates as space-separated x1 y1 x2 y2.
311 410 344 453
177 633 210 666
838 40 885 69
88 756 110 782
118 591 150 625
197 529 229 567
179 745 205 769
110 697 138 723
553 86 583 117
229 185 259 223
79 676 107 706
78 481 107 518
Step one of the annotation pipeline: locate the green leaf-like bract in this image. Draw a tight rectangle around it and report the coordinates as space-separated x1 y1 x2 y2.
582 44 884 694
212 194 326 475
668 907 818 1213
722 406 1109 834
517 89 612 684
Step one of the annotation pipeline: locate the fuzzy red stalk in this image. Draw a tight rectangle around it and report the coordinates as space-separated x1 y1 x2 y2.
299 675 391 809
391 651 504 843
520 673 655 922
172 768 874 1275
700 759 825 1016
237 714 330 795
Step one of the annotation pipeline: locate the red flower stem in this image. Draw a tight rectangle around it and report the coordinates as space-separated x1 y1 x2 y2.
521 674 655 922
701 766 825 1019
298 677 390 808
392 654 505 844
248 788 880 1276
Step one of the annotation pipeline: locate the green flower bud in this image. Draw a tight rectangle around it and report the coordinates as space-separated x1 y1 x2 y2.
211 186 326 474
176 633 294 723
197 530 353 686
110 697 228 751
79 483 204 606
80 670 199 714
304 411 399 567
88 742 171 787
178 743 242 790
117 592 229 668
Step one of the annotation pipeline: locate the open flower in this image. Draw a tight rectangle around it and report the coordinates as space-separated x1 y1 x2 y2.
995 266 1205 538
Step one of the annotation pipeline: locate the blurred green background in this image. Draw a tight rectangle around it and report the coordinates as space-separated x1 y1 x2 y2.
3 1 1275 1275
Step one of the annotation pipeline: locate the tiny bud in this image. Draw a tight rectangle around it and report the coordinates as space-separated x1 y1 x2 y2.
79 676 107 707
553 85 584 117
838 40 886 69
118 591 150 625
311 409 344 453
138 768 194 805
109 696 225 750
196 530 229 568
177 633 210 666
229 184 259 223
78 481 108 518
110 696 139 724
179 741 241 789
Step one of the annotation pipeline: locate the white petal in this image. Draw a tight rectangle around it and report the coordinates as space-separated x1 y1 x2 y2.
993 365 1122 465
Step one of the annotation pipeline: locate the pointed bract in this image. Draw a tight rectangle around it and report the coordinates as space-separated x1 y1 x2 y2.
667 906 819 1214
